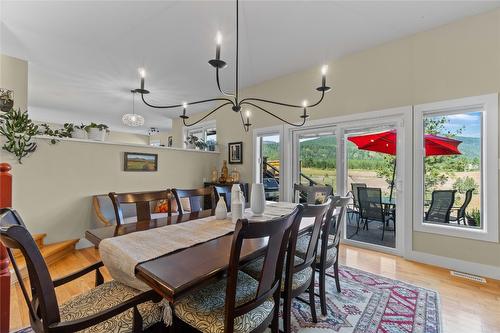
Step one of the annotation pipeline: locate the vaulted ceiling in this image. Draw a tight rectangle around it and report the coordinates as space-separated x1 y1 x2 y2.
2 1 500 133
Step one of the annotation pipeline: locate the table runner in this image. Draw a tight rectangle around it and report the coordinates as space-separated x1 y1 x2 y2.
99 201 298 291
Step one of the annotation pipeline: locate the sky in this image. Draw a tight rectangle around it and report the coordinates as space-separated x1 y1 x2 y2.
427 111 482 138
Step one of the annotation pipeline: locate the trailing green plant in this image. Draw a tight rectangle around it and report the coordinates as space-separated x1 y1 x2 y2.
0 108 39 163
85 122 109 132
38 122 74 144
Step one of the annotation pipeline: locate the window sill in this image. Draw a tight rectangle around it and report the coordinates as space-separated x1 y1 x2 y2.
414 220 498 242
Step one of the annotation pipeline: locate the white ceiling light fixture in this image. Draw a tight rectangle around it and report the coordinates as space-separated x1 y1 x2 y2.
122 91 145 127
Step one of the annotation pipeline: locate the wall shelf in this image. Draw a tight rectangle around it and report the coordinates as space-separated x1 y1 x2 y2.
34 135 220 154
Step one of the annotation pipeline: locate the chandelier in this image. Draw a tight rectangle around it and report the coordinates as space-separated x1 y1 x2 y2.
134 0 331 132
122 91 145 127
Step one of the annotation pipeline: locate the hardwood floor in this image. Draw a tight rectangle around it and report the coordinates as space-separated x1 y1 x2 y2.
9 245 500 333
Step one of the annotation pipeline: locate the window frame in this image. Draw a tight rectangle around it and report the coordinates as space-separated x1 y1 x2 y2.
413 94 498 242
183 120 217 150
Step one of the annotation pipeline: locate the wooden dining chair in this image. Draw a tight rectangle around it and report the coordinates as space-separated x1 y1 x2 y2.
174 205 304 333
214 184 244 211
172 187 216 215
108 190 171 225
295 195 350 315
0 208 164 333
243 198 331 333
293 184 333 204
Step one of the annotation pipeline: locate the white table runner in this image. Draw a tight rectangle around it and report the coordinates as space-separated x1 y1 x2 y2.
99 201 298 291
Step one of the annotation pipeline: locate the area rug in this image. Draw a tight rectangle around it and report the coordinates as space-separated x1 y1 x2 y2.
287 265 441 333
12 266 441 333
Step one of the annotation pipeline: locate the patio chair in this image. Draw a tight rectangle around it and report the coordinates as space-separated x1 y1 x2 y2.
347 183 366 224
450 189 473 225
425 190 456 224
357 187 393 240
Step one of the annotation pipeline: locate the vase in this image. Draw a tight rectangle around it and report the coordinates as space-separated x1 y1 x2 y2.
87 128 106 141
215 197 228 220
250 183 265 216
71 128 87 139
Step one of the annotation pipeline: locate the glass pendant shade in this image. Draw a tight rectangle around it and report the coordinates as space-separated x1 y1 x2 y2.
123 91 144 127
122 113 144 127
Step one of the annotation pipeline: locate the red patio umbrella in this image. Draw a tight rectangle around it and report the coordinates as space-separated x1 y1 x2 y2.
348 129 462 200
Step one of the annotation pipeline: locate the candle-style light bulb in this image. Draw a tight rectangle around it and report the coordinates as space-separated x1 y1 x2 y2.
182 102 188 109
215 31 222 60
139 68 146 90
245 110 251 119
321 65 328 87
302 100 308 108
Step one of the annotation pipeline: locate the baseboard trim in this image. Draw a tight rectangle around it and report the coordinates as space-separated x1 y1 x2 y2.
407 250 500 280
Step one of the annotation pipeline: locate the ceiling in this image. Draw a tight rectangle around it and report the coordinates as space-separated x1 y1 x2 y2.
2 1 500 133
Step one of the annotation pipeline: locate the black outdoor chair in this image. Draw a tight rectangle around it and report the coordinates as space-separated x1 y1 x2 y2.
450 189 473 225
293 184 333 204
425 190 456 224
347 183 366 224
357 187 394 241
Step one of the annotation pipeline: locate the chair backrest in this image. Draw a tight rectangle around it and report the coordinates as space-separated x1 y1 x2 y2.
0 208 61 331
214 184 244 211
320 196 350 264
172 187 216 215
293 184 333 204
358 187 384 222
109 190 170 225
224 205 303 333
458 189 473 219
285 198 331 289
351 183 367 206
427 190 456 223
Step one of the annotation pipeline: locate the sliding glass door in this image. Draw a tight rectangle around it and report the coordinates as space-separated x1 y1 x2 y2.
255 133 282 201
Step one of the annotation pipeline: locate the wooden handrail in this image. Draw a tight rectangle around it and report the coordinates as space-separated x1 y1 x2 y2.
0 162 12 333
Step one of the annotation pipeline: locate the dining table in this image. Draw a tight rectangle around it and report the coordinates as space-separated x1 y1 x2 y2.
85 203 318 303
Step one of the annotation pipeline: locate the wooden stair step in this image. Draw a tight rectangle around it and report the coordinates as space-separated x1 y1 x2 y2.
12 233 47 259
10 239 79 282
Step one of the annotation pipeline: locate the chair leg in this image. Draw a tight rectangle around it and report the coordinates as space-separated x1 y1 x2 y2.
333 260 341 293
271 295 280 333
319 268 327 316
283 293 292 333
381 219 385 241
308 270 318 323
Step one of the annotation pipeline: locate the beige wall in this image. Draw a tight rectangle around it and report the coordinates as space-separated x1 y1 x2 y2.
6 138 219 244
188 8 500 267
0 54 28 111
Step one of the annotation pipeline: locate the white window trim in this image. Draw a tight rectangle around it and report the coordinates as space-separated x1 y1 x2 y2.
252 125 286 201
413 94 498 242
182 119 217 148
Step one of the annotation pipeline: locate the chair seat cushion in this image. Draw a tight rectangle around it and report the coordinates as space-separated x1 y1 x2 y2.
59 280 163 333
242 256 313 292
174 271 274 333
295 234 337 264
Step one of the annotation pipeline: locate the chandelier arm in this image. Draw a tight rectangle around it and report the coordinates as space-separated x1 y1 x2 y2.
239 89 325 109
141 93 233 109
238 109 249 132
182 102 233 127
216 68 235 97
240 102 307 127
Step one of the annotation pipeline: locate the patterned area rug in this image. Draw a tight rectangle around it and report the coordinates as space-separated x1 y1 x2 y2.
288 265 441 333
13 266 441 333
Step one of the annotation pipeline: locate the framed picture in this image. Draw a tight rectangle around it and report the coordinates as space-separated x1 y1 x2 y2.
228 141 243 164
124 152 158 172
167 136 173 147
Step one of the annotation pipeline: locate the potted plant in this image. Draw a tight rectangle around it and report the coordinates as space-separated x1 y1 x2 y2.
185 134 207 150
71 123 87 139
0 108 39 163
85 123 109 141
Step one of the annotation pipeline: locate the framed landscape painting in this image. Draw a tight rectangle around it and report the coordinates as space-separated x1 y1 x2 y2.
124 152 158 171
228 141 243 164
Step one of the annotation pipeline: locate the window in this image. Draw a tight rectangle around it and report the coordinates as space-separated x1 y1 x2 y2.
414 94 498 242
184 120 217 151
